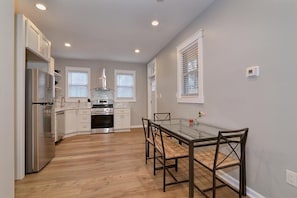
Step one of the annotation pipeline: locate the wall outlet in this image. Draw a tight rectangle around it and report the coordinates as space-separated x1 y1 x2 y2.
286 169 297 187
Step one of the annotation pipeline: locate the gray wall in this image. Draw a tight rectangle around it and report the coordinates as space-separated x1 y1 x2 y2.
55 58 147 126
154 0 297 197
0 0 14 197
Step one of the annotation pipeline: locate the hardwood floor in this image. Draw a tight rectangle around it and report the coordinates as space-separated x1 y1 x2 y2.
15 128 248 198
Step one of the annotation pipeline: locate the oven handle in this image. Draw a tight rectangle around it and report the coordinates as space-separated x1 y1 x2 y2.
91 113 114 116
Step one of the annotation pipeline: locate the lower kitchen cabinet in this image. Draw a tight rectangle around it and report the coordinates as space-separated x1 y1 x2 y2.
64 108 91 137
65 109 77 135
55 110 65 142
77 109 91 131
114 108 131 132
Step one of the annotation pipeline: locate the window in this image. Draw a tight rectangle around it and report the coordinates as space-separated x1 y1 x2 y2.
177 29 204 103
114 70 136 102
65 67 90 101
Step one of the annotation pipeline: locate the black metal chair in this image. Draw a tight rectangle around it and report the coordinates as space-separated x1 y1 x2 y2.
141 118 154 164
153 112 174 140
153 112 171 121
194 128 249 198
150 122 189 192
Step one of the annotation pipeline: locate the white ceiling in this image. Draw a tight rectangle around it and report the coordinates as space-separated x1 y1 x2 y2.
15 0 214 63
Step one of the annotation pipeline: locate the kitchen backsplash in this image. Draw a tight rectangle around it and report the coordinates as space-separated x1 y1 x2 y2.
90 89 114 103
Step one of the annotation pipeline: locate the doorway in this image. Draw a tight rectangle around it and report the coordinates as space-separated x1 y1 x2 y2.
147 59 157 119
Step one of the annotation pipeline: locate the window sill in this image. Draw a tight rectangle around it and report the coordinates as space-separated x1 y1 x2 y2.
177 96 204 104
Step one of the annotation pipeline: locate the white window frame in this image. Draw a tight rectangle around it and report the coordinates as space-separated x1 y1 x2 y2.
114 70 136 102
176 29 204 103
65 66 91 102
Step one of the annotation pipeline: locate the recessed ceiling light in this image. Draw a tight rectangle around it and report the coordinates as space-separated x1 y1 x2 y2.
64 43 71 47
35 3 47 11
134 49 140 53
151 20 159 26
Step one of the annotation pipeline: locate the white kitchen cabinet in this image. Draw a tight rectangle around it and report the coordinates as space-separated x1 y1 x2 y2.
64 109 91 136
65 109 77 135
40 35 51 61
49 57 55 75
25 19 41 55
77 109 91 132
114 108 131 132
56 110 65 142
25 18 51 61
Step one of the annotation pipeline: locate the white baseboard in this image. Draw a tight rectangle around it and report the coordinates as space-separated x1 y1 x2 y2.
131 125 142 129
217 170 266 198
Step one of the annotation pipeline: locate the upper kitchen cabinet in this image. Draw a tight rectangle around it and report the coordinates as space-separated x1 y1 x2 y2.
25 18 51 62
40 34 51 60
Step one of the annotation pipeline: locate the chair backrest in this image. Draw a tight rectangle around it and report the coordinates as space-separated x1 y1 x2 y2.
149 122 163 152
153 112 171 121
214 128 248 169
141 118 150 141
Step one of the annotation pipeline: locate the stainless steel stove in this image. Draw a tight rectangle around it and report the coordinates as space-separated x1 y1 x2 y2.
91 102 114 133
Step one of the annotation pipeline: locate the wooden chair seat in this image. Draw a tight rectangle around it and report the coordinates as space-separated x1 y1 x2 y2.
155 136 188 159
194 150 240 169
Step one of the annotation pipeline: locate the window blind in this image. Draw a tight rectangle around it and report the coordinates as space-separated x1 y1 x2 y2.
68 71 89 97
182 41 198 96
116 73 134 98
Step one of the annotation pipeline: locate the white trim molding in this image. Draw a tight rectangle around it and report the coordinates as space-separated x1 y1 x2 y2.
217 170 266 198
176 29 204 104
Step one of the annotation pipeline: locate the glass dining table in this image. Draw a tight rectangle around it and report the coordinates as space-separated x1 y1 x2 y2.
152 118 229 198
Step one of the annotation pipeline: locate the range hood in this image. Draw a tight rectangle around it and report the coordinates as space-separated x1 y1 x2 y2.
97 67 110 91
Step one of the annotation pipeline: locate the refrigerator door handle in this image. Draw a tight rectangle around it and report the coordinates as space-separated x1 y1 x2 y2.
32 102 47 105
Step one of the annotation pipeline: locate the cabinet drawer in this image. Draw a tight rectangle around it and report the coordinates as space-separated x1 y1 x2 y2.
79 109 91 115
78 122 91 131
114 109 130 114
78 114 90 122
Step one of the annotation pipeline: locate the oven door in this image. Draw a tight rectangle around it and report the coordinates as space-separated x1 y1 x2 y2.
91 114 114 133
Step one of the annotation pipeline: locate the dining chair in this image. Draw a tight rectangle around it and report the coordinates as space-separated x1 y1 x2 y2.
153 112 174 140
194 128 249 198
141 118 154 164
153 112 171 121
150 122 189 192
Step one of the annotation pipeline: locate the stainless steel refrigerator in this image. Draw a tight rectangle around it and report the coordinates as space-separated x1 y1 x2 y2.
25 68 55 173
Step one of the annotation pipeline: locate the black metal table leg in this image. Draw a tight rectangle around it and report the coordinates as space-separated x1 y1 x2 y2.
189 141 194 198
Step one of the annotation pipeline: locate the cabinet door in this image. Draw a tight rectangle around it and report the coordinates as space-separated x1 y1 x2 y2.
114 109 130 130
26 19 41 54
78 109 91 131
65 110 77 134
56 111 65 141
49 57 55 76
40 35 51 61
78 122 91 132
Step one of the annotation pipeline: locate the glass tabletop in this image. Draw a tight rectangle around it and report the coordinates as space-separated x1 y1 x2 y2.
153 118 227 142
